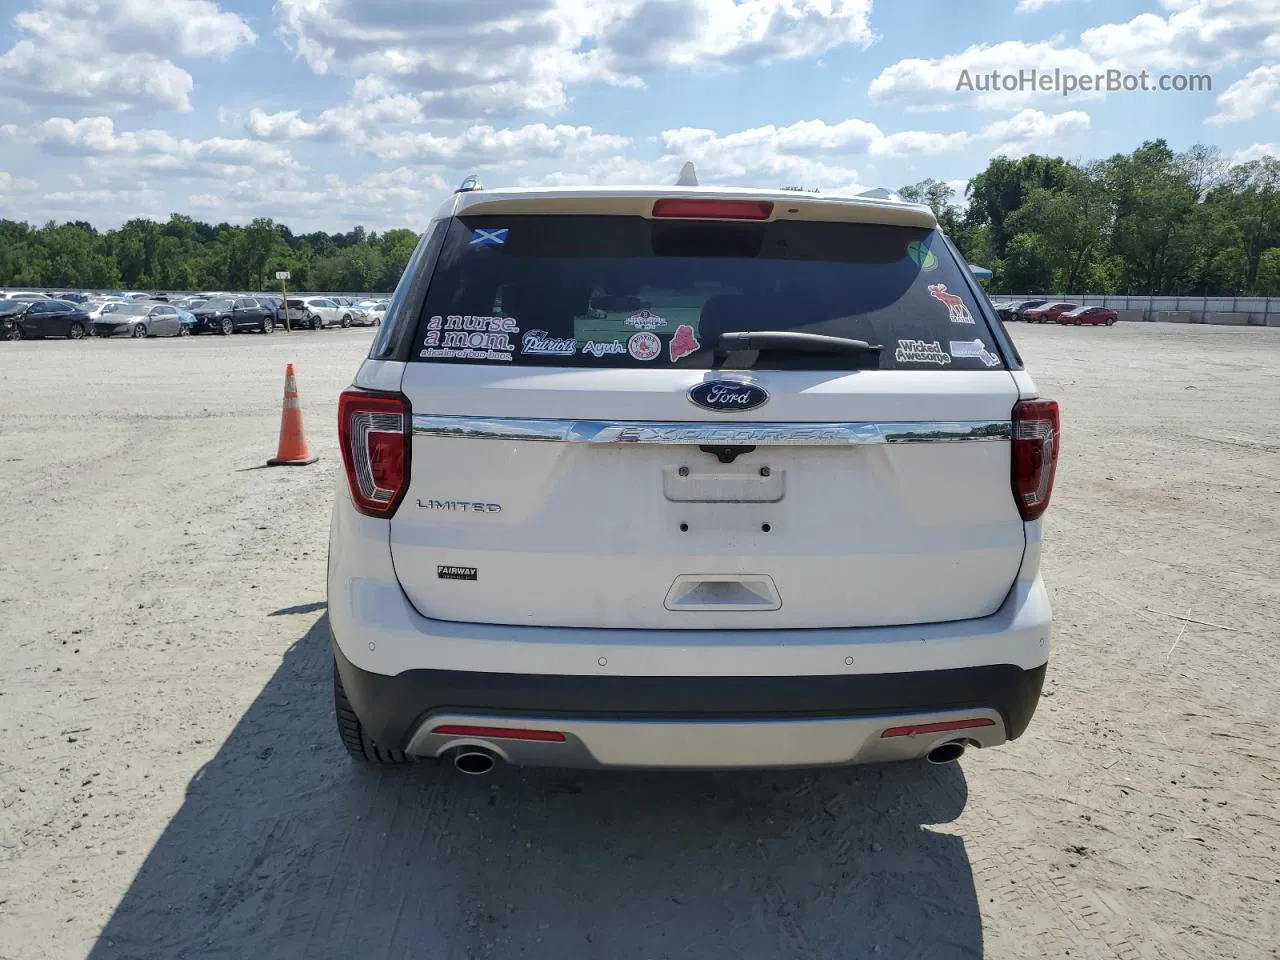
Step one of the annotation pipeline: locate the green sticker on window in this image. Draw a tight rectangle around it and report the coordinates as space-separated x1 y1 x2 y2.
906 241 938 272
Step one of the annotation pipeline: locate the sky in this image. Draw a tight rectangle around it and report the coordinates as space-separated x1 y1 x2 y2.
0 0 1276 233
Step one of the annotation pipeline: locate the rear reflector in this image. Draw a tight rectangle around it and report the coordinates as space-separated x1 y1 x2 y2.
652 198 774 220
1011 398 1060 522
338 389 411 518
430 724 567 743
880 718 996 739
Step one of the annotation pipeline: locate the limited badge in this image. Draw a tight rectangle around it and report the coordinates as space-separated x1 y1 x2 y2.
927 284 975 324
438 565 478 581
906 240 938 272
628 332 661 361
949 339 1001 367
669 324 700 362
625 310 666 330
469 228 508 247
895 339 952 366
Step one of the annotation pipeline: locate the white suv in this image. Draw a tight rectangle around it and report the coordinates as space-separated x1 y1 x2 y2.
328 178 1058 774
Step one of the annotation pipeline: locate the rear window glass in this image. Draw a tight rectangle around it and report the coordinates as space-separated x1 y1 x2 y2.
409 215 1005 370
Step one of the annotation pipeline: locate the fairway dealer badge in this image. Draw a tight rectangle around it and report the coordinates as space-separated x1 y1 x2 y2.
438 565 478 581
688 379 770 413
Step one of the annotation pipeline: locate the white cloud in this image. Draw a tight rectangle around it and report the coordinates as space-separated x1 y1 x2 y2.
1231 142 1278 163
188 167 451 230
1015 0 1087 11
980 108 1091 157
1079 0 1280 70
1208 64 1280 123
275 0 874 115
368 123 633 166
0 0 254 111
246 94 425 144
868 39 1109 111
26 117 299 180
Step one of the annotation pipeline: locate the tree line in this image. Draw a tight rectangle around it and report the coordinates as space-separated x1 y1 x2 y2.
900 140 1280 296
0 215 419 293
1 139 1277 297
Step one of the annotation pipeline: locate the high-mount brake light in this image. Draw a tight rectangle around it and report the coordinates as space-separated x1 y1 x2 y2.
652 199 774 220
1011 398 1060 521
338 389 411 518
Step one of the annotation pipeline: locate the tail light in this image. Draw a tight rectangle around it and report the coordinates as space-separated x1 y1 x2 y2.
652 198 774 220
339 389 411 517
1011 398 1059 521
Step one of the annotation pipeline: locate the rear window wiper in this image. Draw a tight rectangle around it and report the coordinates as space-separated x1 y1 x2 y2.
716 331 883 354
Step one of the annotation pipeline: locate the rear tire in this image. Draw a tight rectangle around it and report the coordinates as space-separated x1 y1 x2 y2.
333 661 411 764
132 324 148 339
261 318 274 334
1106 318 1115 326
69 321 85 340
311 315 322 331
179 325 191 337
6 325 23 341
340 313 351 328
1075 319 1083 326
220 317 234 336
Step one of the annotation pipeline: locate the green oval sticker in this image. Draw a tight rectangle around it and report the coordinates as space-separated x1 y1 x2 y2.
906 241 938 272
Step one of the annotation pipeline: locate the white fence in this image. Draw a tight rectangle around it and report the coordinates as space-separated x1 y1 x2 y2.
1002 294 1279 326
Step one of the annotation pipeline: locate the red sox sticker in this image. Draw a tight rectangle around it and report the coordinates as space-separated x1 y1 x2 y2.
927 284 975 324
668 324 700 362
628 332 661 361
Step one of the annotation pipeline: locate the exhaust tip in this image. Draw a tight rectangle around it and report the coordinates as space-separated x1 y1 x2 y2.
926 741 966 765
453 749 498 775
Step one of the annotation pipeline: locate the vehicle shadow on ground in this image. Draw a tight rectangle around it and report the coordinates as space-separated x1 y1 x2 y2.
89 615 982 960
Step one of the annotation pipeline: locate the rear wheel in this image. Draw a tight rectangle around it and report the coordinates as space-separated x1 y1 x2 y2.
132 324 148 339
220 317 234 336
1106 318 1115 326
261 318 274 334
340 313 351 328
179 325 191 337
1074 319 1083 326
333 661 411 764
311 315 322 331
69 321 85 340
6 325 23 341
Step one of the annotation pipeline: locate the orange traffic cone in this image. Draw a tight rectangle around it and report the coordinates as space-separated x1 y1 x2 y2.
267 363 318 466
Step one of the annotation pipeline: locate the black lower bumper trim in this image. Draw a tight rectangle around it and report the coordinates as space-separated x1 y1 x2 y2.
332 641 1047 753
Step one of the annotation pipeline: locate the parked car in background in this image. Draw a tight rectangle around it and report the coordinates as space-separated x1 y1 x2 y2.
171 297 207 312
93 301 189 338
189 297 277 335
1 298 92 339
1058 306 1117 326
296 296 352 329
5 292 46 301
1023 301 1078 323
351 299 387 326
85 300 121 321
56 292 90 303
997 299 1048 322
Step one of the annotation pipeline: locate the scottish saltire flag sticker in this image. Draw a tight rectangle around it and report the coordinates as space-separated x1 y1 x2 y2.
470 228 508 246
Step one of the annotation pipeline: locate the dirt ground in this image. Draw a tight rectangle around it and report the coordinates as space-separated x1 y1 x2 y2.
0 322 1277 960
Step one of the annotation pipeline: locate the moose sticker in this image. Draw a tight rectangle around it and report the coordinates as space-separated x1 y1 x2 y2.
927 284 976 324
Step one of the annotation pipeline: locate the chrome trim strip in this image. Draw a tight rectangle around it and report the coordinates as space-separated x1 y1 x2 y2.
412 415 1011 445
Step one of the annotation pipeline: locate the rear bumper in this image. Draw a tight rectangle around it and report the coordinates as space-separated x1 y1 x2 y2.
334 641 1045 767
328 491 1052 768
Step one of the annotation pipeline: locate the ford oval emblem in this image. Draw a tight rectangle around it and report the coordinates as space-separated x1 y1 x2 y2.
688 379 770 413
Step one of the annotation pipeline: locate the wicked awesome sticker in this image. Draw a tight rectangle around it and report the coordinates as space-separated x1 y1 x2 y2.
422 315 518 361
894 339 952 365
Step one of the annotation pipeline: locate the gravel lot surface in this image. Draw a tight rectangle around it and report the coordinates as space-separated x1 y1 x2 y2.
1 323 1277 960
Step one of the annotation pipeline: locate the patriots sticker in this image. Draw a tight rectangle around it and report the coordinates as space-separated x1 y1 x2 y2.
470 227 508 247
